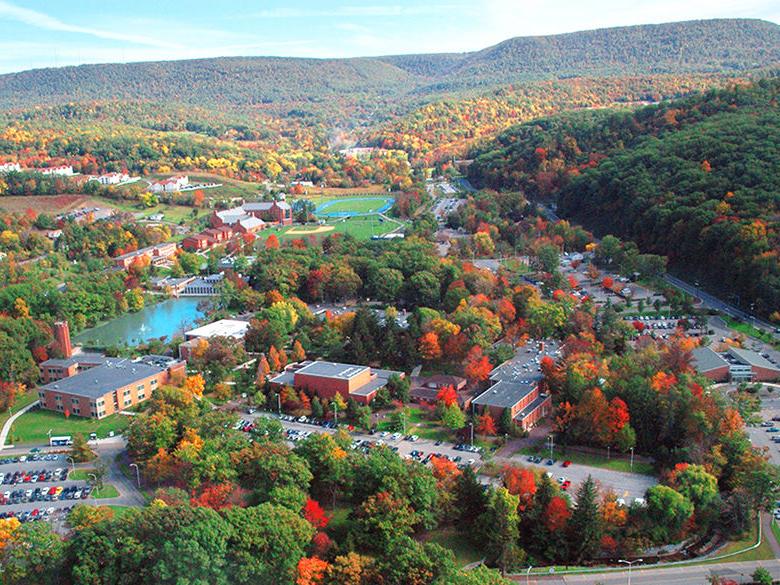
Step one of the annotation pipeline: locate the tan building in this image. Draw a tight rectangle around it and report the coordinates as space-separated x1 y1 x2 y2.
38 356 185 419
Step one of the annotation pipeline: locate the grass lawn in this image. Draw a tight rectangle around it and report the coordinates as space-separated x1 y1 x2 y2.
91 484 120 499
10 408 130 445
0 389 39 431
772 518 780 545
518 446 655 476
699 517 773 564
107 505 136 519
69 469 95 481
317 197 393 214
424 528 484 567
263 216 401 242
723 316 779 347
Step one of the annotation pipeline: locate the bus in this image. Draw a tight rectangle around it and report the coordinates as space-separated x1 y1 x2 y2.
49 435 72 447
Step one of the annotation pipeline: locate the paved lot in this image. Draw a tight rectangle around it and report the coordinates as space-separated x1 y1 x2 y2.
249 412 657 500
0 453 90 518
505 452 657 502
746 389 780 466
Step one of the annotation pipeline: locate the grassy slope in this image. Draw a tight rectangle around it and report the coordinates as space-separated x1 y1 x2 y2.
10 409 130 444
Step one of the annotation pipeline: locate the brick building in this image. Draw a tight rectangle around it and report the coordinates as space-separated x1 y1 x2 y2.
471 340 560 431
691 347 730 382
113 242 177 270
269 361 403 405
211 201 292 229
38 356 185 419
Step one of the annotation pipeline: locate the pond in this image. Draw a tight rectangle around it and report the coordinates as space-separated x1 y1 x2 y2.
73 297 209 347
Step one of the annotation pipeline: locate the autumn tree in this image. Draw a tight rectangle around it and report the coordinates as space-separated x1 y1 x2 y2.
184 374 205 398
464 346 492 384
265 234 280 250
418 331 442 361
475 412 497 436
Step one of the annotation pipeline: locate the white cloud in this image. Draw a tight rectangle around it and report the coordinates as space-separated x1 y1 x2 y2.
0 0 183 49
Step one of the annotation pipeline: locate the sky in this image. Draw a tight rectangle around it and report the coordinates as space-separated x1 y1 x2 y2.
0 0 778 74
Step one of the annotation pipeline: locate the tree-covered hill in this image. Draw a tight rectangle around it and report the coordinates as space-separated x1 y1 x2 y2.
468 78 780 316
0 19 777 110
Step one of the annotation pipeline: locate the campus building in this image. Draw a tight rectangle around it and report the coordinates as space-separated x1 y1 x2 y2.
269 360 404 405
38 356 185 419
691 346 780 383
112 242 177 270
211 200 293 229
178 318 250 360
471 340 561 431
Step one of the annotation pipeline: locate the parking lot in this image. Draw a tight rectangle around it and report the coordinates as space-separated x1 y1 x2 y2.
247 412 485 468
0 452 91 523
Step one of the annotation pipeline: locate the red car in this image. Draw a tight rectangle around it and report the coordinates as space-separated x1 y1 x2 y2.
561 480 572 490
562 460 572 468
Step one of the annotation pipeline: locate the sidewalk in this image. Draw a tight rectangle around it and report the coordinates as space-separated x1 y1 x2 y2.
0 400 39 451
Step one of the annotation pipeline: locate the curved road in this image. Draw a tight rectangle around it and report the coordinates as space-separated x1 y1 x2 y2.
0 400 39 451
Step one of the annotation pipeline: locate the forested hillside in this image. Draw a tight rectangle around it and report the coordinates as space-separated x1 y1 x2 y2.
0 19 776 111
468 78 780 316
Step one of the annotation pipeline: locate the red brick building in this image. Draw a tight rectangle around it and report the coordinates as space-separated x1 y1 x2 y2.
691 347 730 382
269 361 403 405
38 356 185 419
113 242 177 270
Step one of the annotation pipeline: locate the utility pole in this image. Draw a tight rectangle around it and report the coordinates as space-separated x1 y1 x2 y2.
469 422 474 447
547 435 554 460
276 393 281 416
66 456 75 475
526 565 533 585
630 447 634 472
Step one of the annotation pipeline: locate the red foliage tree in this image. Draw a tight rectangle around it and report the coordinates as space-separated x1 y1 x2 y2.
296 556 330 585
463 346 492 384
502 465 536 510
475 412 497 436
418 331 442 361
601 276 614 289
191 482 235 510
435 385 458 407
265 234 280 250
544 496 571 531
0 382 18 412
303 498 331 529
606 397 630 440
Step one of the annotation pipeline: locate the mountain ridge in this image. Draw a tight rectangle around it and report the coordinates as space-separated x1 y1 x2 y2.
0 18 777 109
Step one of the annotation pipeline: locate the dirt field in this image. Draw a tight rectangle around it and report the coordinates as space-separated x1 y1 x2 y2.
285 225 335 235
0 195 106 214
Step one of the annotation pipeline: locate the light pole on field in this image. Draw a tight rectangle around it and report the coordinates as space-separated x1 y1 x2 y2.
630 447 635 472
618 559 642 585
66 456 75 474
525 565 533 585
129 463 141 488
88 473 98 496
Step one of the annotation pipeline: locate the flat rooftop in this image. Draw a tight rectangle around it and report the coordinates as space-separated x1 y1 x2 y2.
472 379 537 409
40 353 106 369
490 340 561 383
41 357 179 400
296 361 369 379
727 347 780 371
185 319 250 340
514 393 550 422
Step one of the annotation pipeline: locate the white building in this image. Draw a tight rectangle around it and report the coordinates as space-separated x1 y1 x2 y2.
38 165 74 176
151 175 189 193
92 172 130 185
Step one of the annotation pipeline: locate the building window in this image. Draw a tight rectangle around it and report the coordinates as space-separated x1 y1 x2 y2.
136 384 145 391
138 392 145 401
55 395 62 402
38 392 45 400
124 399 132 407
150 379 158 387
124 389 132 396
73 408 80 415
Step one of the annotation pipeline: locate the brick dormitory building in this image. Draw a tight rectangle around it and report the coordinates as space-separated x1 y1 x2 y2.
38 356 185 419
37 320 185 419
269 360 403 405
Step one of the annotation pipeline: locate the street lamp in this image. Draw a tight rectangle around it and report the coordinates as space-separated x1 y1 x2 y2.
618 558 643 585
276 393 281 416
468 422 474 447
525 565 533 585
129 463 141 488
547 435 554 460
88 473 99 496
629 447 634 472
66 456 75 474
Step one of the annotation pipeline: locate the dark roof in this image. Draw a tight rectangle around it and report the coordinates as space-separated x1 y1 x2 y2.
40 353 106 369
691 347 729 373
513 394 550 422
472 380 537 409
41 357 178 399
727 347 780 371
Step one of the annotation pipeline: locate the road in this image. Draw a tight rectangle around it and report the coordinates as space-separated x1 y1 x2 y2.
525 560 780 584
0 399 40 450
663 275 777 339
